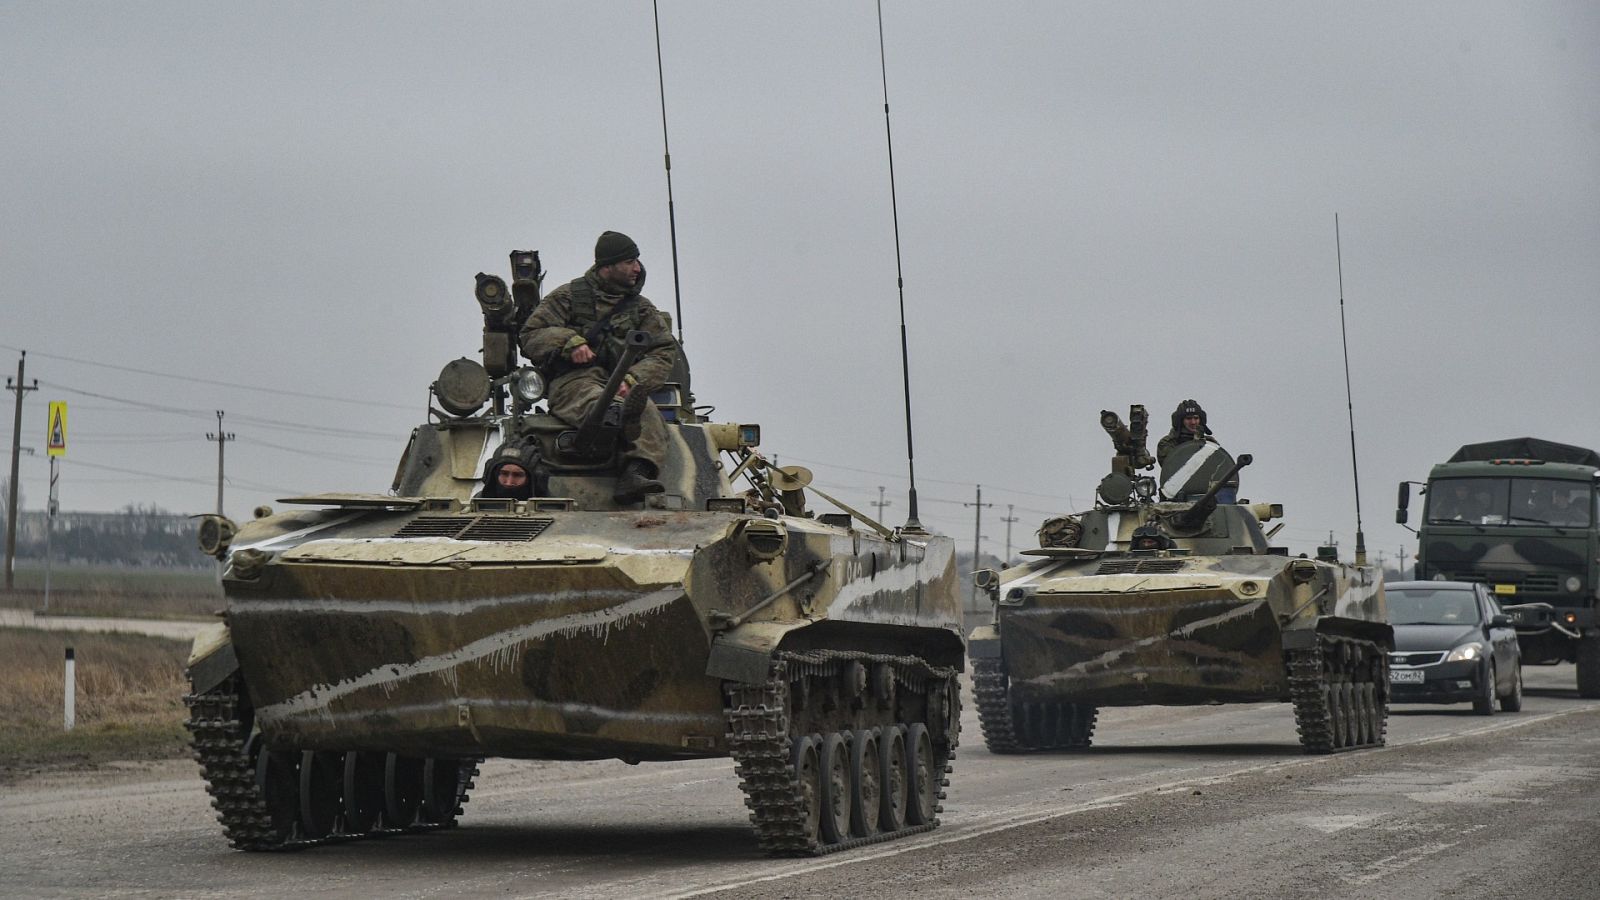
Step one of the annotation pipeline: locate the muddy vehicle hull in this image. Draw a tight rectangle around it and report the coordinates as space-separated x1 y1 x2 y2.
969 435 1391 755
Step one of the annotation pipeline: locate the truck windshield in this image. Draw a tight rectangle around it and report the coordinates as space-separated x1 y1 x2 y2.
1387 589 1482 626
1426 477 1593 527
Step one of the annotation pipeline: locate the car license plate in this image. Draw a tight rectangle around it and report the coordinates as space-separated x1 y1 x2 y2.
1494 584 1517 596
1390 669 1424 684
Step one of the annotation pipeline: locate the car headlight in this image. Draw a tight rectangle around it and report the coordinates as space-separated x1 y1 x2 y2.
1567 576 1582 593
512 367 545 403
1445 642 1483 663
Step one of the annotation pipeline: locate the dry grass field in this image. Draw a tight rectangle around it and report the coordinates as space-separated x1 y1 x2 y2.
0 627 192 781
1 565 221 619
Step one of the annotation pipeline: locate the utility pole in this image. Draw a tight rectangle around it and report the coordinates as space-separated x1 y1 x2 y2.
1001 503 1019 564
6 351 38 591
964 484 994 612
872 485 892 523
206 410 235 516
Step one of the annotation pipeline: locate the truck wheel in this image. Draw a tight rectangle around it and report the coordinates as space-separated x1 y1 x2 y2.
1472 661 1496 716
1578 634 1600 699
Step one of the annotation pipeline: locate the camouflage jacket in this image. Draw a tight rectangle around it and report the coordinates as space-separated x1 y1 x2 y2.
519 268 677 388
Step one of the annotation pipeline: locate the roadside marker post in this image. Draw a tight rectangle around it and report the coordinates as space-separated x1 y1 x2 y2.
64 646 76 730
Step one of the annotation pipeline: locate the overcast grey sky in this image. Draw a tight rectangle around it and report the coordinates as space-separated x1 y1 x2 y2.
4 1 1597 565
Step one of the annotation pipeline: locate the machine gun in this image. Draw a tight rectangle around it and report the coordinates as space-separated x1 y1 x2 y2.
557 329 653 460
1172 453 1253 531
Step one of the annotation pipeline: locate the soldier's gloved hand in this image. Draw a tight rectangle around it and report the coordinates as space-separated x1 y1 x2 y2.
571 344 596 364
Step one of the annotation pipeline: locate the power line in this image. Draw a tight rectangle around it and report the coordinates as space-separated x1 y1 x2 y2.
39 380 402 441
0 342 416 412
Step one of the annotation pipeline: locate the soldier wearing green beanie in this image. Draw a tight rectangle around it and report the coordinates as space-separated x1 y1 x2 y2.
519 231 678 503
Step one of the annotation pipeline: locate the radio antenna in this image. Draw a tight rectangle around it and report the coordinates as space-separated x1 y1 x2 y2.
1335 213 1367 566
652 1 684 344
876 0 923 532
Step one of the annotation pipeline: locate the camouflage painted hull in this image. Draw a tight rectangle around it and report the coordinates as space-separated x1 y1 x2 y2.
975 553 1386 708
205 504 961 763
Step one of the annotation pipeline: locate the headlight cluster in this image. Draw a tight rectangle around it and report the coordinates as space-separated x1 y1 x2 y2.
1445 642 1483 663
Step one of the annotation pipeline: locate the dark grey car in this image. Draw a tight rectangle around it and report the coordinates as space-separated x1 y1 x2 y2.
1386 580 1522 714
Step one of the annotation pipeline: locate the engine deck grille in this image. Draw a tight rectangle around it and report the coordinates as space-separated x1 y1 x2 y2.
1096 559 1186 575
392 515 555 541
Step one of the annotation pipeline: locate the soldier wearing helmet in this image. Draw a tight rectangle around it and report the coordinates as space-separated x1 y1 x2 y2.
1157 399 1216 465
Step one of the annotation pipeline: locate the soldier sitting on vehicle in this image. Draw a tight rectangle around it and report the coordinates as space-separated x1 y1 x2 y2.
519 231 680 504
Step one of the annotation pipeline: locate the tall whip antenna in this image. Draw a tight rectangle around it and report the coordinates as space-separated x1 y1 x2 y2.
1335 213 1367 566
876 0 923 531
652 1 685 344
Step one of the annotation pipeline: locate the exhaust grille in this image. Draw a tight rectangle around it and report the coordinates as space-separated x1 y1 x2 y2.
458 517 554 541
1096 559 1186 575
393 516 476 538
392 515 555 542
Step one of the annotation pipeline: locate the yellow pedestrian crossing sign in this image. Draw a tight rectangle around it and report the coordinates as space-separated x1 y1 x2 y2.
47 401 67 457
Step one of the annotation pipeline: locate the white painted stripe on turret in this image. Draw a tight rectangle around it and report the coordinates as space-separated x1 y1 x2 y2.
256 587 682 722
1105 511 1124 550
1160 441 1222 500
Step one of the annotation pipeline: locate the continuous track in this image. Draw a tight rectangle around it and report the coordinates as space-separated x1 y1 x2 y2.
1289 634 1390 753
185 677 478 851
972 658 1097 753
725 650 960 856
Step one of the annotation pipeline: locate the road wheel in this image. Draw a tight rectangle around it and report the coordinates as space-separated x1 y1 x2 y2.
849 729 881 838
1578 633 1600 699
878 725 908 832
1473 661 1497 716
298 750 342 839
342 751 386 834
253 741 300 843
384 754 425 827
905 723 936 826
818 732 853 845
1500 662 1524 713
789 734 822 843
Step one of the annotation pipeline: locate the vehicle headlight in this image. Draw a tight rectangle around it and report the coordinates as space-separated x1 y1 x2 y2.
512 367 545 403
1445 642 1483 663
1567 576 1582 593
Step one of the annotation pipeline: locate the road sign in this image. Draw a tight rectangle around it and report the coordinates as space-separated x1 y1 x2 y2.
47 401 67 457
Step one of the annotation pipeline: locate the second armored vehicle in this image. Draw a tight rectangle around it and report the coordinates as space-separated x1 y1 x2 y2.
187 248 964 856
968 406 1391 754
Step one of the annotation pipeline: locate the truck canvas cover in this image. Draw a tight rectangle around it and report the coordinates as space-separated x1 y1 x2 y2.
1447 437 1600 467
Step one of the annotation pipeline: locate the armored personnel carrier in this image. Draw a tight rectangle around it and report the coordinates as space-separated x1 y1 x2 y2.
967 405 1390 754
187 248 964 856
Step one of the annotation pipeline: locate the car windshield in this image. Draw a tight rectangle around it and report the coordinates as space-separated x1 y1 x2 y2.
1387 589 1483 626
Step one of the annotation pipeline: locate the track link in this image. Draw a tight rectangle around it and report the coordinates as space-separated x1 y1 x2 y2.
1289 634 1389 754
726 650 959 856
185 679 479 851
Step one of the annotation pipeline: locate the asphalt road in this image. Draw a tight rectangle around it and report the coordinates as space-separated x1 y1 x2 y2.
4 665 1597 899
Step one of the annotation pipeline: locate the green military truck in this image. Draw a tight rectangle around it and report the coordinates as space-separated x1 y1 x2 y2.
1397 437 1600 697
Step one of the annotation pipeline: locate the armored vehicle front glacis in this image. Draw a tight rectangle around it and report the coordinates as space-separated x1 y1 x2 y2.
967 406 1391 754
188 248 964 856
